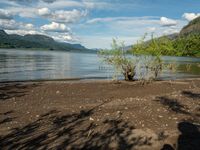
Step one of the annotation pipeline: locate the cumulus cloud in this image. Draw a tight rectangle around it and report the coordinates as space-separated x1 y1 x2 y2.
37 8 87 23
182 13 200 21
0 18 35 31
38 7 51 16
52 34 73 41
160 17 177 27
25 23 34 29
41 22 70 32
0 19 18 30
5 29 41 35
50 9 87 23
5 7 37 18
0 9 13 20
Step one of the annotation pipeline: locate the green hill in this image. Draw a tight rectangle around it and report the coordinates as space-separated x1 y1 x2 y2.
129 16 200 57
180 16 200 36
0 30 94 52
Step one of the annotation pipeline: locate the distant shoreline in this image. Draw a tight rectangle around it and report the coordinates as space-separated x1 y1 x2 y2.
1 77 200 84
0 48 98 53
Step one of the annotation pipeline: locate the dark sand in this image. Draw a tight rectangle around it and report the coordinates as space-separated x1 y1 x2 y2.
0 79 200 150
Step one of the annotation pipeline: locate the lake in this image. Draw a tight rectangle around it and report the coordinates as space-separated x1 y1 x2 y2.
0 49 200 82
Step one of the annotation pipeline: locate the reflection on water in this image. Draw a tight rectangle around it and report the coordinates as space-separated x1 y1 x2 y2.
0 49 200 82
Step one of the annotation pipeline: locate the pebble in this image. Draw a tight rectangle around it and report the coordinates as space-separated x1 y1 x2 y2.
56 91 60 94
36 115 40 118
158 115 163 118
117 111 122 115
89 117 94 121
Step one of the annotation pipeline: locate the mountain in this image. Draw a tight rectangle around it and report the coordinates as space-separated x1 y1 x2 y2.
180 16 200 36
0 30 94 52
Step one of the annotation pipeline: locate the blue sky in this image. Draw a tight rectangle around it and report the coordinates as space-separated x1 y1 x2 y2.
0 0 199 48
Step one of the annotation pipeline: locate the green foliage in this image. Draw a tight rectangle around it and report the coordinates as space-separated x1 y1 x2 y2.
130 33 200 57
133 34 174 56
131 34 165 81
98 38 165 81
173 34 200 57
98 39 136 81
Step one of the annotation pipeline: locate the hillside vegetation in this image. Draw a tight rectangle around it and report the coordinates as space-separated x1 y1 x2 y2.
129 16 200 57
0 30 93 52
180 16 200 35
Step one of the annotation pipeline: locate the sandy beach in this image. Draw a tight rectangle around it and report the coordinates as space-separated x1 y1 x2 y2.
0 79 200 150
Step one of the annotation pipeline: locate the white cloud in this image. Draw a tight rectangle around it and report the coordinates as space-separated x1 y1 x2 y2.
86 16 160 24
0 19 35 31
52 34 73 41
5 29 41 35
7 0 56 4
37 0 83 9
50 9 87 23
0 0 21 7
25 23 34 29
5 7 37 18
41 22 70 32
182 13 200 21
37 0 108 10
0 9 13 19
160 17 177 27
38 7 51 16
0 19 17 30
37 8 87 23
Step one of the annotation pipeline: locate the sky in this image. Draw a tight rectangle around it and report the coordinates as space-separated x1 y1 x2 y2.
0 0 199 49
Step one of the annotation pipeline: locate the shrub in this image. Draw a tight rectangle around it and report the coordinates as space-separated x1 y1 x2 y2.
98 39 136 81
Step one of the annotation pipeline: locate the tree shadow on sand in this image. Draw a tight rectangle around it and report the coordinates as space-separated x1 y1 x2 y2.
0 111 16 125
161 121 200 150
177 121 200 150
0 83 41 101
0 101 157 150
182 91 200 100
155 96 190 115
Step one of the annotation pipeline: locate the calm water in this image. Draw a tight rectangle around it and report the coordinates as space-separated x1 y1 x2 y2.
0 49 200 82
